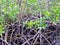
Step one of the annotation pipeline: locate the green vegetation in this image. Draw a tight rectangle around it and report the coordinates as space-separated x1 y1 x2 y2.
0 0 19 35
23 0 60 29
24 20 40 28
0 0 60 35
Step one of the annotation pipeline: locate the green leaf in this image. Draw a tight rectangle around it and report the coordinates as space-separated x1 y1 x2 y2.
43 10 51 17
28 0 37 4
27 21 33 28
0 23 4 35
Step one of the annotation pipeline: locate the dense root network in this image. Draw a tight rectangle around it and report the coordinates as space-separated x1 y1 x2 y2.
0 15 60 45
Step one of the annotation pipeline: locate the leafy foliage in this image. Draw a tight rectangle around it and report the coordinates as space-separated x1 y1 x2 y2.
0 0 60 35
0 0 19 23
23 0 60 30
24 20 40 28
0 0 19 35
0 23 4 35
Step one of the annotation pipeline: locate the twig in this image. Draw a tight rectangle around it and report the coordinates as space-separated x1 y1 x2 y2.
33 35 39 45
